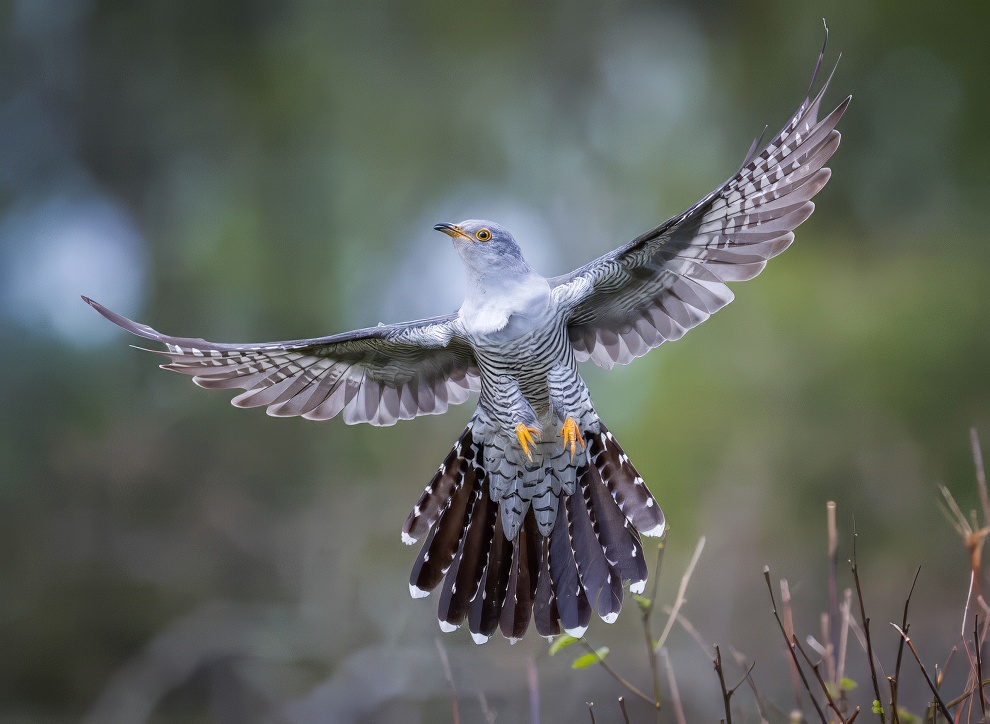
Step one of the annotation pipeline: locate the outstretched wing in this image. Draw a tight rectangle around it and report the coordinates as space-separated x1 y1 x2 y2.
84 297 480 426
552 49 850 369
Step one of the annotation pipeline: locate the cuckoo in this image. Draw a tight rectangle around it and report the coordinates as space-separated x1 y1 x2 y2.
84 46 848 644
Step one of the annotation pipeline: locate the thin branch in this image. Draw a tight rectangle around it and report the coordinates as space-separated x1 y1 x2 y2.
714 646 734 724
850 526 886 723
587 702 596 724
478 691 497 724
729 647 771 724
618 696 631 724
837 588 852 686
640 542 666 708
977 615 987 720
527 656 540 724
890 566 921 724
763 567 828 723
581 639 658 709
667 609 714 659
660 648 687 724
435 637 460 724
827 500 840 684
890 624 952 721
655 536 706 653
780 579 802 711
793 634 851 723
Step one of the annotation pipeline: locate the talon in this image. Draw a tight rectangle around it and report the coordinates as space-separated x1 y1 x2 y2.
515 423 541 462
561 417 586 461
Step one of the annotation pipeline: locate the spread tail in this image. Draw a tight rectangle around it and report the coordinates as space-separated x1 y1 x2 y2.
402 421 664 642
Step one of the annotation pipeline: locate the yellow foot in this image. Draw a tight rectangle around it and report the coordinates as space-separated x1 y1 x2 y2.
515 423 541 462
561 418 586 461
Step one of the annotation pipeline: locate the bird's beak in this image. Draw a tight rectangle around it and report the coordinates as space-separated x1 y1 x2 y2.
433 222 470 240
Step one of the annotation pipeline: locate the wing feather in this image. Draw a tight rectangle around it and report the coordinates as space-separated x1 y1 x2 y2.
84 296 480 426
553 44 849 369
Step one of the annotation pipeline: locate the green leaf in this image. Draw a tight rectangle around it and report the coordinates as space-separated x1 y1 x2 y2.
632 594 652 612
872 700 884 715
839 676 857 691
548 634 579 656
572 647 610 670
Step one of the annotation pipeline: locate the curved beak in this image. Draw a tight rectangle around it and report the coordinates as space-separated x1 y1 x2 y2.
433 222 470 240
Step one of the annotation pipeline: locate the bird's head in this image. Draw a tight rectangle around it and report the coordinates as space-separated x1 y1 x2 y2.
433 220 529 277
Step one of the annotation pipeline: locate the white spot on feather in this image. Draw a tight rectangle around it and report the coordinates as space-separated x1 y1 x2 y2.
409 584 430 599
640 521 666 537
630 579 647 595
439 620 457 633
601 612 619 624
471 632 489 645
401 531 417 545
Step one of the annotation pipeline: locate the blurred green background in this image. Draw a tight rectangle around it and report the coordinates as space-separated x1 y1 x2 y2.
1 0 988 721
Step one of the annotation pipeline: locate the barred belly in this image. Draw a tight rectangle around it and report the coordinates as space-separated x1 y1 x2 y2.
471 311 574 429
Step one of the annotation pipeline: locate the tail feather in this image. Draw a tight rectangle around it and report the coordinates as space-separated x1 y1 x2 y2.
533 537 561 638
402 429 472 544
566 489 623 622
549 496 593 637
499 512 540 641
582 463 649 594
408 465 476 596
468 512 513 644
437 473 496 630
409 419 664 642
587 423 666 537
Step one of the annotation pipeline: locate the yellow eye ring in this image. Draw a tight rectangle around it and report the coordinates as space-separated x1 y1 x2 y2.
475 228 492 242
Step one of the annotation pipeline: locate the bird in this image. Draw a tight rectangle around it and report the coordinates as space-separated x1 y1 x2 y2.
84 44 848 645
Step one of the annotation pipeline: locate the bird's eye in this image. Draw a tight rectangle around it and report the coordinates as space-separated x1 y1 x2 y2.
475 228 492 242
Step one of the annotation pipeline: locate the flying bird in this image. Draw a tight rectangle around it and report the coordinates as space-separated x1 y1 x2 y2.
84 45 848 644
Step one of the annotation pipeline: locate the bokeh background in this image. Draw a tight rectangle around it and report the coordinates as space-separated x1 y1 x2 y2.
2 0 989 721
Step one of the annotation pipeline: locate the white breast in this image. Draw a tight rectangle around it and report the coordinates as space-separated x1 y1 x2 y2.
459 275 552 340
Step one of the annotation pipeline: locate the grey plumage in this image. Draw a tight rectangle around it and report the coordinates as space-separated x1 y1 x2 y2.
84 42 848 644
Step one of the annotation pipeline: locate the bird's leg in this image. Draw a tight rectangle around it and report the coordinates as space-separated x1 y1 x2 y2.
515 423 541 462
547 364 597 462
560 418 586 461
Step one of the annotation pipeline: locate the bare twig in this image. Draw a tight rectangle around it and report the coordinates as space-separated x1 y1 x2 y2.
581 639 658 709
668 609 714 658
977 615 987 720
640 542 666 708
939 483 990 636
887 676 898 724
478 691 497 724
763 567 828 723
660 648 687 724
850 527 886 723
837 588 852 686
435 637 460 724
729 647 770 724
890 566 921 724
655 536 706 653
618 696 631 724
779 579 804 711
793 634 851 723
827 500 839 683
527 656 540 724
587 702 596 724
890 624 952 721
714 646 734 724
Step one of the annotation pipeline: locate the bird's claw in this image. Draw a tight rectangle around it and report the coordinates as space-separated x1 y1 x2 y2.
561 418 585 461
515 423 541 462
